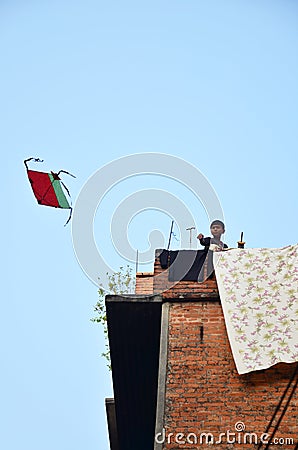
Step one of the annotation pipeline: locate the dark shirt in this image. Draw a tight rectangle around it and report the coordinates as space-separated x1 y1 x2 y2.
199 236 228 250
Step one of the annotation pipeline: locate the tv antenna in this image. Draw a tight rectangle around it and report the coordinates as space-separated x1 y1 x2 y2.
167 220 175 250
186 226 196 248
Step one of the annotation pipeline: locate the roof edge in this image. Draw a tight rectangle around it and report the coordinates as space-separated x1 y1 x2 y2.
106 294 162 303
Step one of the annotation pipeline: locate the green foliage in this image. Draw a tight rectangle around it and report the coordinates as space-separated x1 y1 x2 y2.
91 265 136 370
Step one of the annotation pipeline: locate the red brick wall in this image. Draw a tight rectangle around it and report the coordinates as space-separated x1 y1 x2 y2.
161 301 298 450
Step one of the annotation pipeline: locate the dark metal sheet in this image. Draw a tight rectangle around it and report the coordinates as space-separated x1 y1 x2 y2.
106 295 162 450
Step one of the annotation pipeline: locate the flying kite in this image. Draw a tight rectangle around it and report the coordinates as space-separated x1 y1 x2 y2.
24 157 75 225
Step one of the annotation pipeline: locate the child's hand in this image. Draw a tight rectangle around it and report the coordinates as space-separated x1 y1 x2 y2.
197 233 204 240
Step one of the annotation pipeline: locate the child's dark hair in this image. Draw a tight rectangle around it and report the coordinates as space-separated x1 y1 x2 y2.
210 220 225 230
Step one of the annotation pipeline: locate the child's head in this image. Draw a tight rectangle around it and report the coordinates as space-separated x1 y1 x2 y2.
210 220 225 238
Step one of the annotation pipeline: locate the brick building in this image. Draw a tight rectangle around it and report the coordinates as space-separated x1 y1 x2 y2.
105 249 298 450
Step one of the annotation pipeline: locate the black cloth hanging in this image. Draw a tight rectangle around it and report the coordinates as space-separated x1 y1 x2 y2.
159 249 208 281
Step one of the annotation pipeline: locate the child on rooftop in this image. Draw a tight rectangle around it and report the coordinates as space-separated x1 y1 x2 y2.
197 219 228 251
197 220 228 282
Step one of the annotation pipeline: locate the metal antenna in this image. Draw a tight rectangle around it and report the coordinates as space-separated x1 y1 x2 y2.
167 220 174 250
135 249 139 273
186 226 195 248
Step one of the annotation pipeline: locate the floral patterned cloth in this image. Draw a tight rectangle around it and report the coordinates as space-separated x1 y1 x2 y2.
213 244 298 374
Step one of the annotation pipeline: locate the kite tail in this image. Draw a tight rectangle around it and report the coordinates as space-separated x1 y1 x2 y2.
64 207 73 227
24 157 44 170
60 180 72 198
57 169 76 178
60 179 75 227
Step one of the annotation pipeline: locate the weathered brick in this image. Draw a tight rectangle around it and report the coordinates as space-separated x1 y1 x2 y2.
162 302 297 450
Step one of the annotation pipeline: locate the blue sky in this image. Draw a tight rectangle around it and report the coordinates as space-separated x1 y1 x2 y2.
1 1 298 449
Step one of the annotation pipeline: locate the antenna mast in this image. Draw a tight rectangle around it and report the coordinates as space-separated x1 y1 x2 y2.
135 249 139 273
167 220 174 250
186 226 195 248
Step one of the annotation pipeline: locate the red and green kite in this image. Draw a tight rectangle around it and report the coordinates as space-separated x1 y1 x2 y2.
24 157 75 225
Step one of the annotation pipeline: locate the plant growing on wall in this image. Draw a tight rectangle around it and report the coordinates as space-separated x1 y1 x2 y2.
91 265 136 369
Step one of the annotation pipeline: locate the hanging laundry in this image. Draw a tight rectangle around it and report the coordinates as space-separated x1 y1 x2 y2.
159 249 208 281
213 244 298 374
